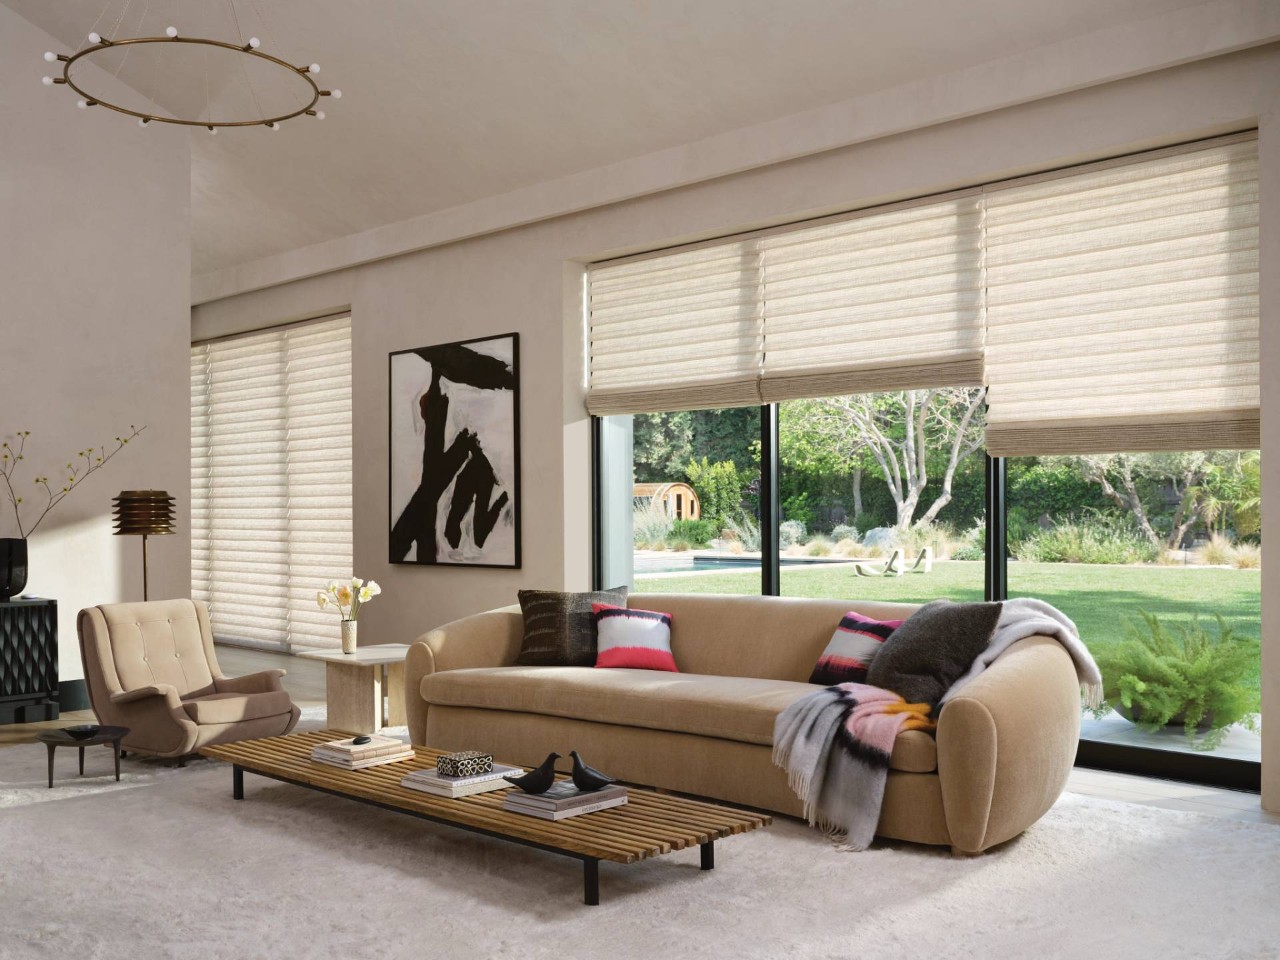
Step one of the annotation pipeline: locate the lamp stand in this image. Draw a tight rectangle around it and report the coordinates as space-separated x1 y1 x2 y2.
141 533 150 601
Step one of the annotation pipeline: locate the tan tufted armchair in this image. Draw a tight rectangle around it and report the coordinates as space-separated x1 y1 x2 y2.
77 599 300 761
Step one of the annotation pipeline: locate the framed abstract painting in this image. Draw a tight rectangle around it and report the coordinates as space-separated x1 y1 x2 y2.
388 333 521 568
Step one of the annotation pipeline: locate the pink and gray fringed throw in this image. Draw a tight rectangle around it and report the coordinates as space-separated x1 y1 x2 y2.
772 683 933 851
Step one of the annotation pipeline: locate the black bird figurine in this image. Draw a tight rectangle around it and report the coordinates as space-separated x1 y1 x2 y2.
570 751 617 792
504 752 560 794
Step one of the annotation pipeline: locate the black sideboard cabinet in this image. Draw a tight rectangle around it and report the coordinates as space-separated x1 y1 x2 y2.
0 598 59 724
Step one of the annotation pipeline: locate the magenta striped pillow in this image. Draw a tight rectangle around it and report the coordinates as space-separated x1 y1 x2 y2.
591 603 677 672
808 611 903 686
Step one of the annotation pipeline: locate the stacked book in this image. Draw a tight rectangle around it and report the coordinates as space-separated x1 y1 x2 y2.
311 735 414 771
502 781 628 821
401 763 524 799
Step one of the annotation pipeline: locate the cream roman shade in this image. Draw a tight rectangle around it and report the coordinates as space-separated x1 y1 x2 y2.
190 316 353 649
586 241 764 415
758 194 984 402
983 136 1260 456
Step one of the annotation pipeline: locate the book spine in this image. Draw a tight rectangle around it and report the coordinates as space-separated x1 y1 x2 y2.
505 797 627 820
505 790 627 812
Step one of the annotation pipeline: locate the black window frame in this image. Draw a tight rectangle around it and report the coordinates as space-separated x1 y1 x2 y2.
590 409 1260 792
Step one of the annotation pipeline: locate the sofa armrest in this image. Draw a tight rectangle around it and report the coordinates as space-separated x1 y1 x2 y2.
404 606 524 745
936 636 1081 853
110 684 183 709
214 670 286 695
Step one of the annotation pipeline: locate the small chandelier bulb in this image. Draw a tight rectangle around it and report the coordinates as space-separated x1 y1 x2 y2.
208 126 217 135
268 122 280 131
87 32 101 44
248 37 260 49
308 63 320 73
314 110 326 120
165 26 178 38
42 75 54 86
76 99 88 109
330 89 342 99
43 51 57 62
138 117 149 127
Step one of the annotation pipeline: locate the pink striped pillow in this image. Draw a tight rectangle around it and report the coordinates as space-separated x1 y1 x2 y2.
591 603 677 672
808 611 903 686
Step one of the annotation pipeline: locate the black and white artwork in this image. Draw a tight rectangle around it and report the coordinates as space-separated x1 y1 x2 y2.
389 333 520 568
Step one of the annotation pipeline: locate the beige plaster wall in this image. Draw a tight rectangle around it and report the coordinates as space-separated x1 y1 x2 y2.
0 6 191 684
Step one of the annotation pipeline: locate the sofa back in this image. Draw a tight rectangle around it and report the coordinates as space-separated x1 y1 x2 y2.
627 593 922 683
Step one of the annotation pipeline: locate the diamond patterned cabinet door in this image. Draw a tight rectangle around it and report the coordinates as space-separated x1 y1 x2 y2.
0 599 58 723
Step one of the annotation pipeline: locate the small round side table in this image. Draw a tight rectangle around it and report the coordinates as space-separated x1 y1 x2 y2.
36 726 130 789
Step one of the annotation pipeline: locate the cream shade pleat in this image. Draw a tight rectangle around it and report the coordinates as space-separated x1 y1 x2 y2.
586 241 765 415
190 316 353 650
983 137 1259 456
758 194 985 402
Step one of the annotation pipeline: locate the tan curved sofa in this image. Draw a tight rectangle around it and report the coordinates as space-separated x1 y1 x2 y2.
78 599 301 760
405 593 1081 853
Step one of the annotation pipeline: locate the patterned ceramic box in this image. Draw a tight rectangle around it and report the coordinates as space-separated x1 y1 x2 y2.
436 750 493 778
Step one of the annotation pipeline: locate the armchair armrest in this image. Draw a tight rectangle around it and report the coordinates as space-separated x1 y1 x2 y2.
110 684 183 709
404 606 524 745
214 670 286 695
936 636 1081 853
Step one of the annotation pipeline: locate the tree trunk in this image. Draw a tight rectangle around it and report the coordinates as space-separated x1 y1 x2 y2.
852 467 863 521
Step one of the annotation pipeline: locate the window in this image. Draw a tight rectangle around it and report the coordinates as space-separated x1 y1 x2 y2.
592 132 1260 788
190 316 353 649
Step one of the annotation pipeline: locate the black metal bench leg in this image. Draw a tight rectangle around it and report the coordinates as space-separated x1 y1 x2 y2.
233 765 244 800
583 858 600 906
701 841 714 871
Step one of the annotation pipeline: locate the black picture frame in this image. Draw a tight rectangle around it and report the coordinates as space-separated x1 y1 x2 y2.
388 332 521 569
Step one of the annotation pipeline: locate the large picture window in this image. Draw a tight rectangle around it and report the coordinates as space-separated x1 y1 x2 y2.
591 132 1260 787
190 315 353 650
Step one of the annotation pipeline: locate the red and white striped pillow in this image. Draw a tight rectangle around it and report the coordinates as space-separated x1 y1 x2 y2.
808 611 903 686
591 603 677 672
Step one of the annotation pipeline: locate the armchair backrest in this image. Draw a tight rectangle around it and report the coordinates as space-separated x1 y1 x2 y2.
78 599 221 704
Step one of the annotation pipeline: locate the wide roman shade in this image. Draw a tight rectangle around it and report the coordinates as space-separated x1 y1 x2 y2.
586 192 984 416
757 194 984 403
190 316 353 649
983 135 1259 456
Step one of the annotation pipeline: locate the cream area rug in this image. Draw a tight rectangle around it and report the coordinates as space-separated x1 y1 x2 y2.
1 740 1277 960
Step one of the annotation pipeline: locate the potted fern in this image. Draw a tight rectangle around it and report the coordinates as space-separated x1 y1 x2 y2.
1093 611 1259 750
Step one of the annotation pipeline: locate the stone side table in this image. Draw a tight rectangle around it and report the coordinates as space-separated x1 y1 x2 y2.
295 644 410 734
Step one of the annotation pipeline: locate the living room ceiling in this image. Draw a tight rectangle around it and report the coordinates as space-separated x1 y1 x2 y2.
8 0 1214 277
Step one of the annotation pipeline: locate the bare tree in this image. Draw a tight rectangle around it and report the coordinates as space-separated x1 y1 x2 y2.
797 388 987 529
1073 453 1210 550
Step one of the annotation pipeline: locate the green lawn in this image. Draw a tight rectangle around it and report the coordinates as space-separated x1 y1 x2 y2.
636 560 1262 687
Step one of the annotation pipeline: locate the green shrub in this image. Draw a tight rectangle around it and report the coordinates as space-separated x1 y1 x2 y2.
1094 612 1260 749
952 542 984 561
669 539 693 552
779 519 807 547
1015 517 1156 564
632 499 673 547
781 492 816 528
830 524 859 543
685 458 745 525
669 518 717 547
806 536 833 557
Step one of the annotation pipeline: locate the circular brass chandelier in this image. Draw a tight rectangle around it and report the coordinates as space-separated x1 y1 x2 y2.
40 4 341 133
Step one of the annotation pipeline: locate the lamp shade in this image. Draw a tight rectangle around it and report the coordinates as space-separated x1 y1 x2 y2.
112 490 175 536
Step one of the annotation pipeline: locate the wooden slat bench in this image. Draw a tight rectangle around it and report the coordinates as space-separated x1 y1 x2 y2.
200 730 771 904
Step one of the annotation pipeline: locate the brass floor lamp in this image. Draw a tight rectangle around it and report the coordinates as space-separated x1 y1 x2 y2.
112 490 175 601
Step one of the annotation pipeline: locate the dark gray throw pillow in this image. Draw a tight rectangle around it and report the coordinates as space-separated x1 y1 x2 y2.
864 599 1003 707
516 587 629 667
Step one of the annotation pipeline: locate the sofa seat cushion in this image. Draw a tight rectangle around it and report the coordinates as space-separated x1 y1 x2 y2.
181 689 294 725
421 667 936 772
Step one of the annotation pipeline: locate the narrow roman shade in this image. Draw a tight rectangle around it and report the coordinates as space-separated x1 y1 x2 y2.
983 135 1260 456
190 316 353 649
758 194 984 402
586 241 764 415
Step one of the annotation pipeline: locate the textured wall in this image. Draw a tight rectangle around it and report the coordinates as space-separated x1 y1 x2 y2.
0 6 191 682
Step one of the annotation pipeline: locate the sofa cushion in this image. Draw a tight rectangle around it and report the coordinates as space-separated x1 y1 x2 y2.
181 689 294 725
515 587 628 667
421 667 936 772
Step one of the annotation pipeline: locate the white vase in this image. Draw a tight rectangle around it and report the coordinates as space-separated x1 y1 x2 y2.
341 619 357 654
